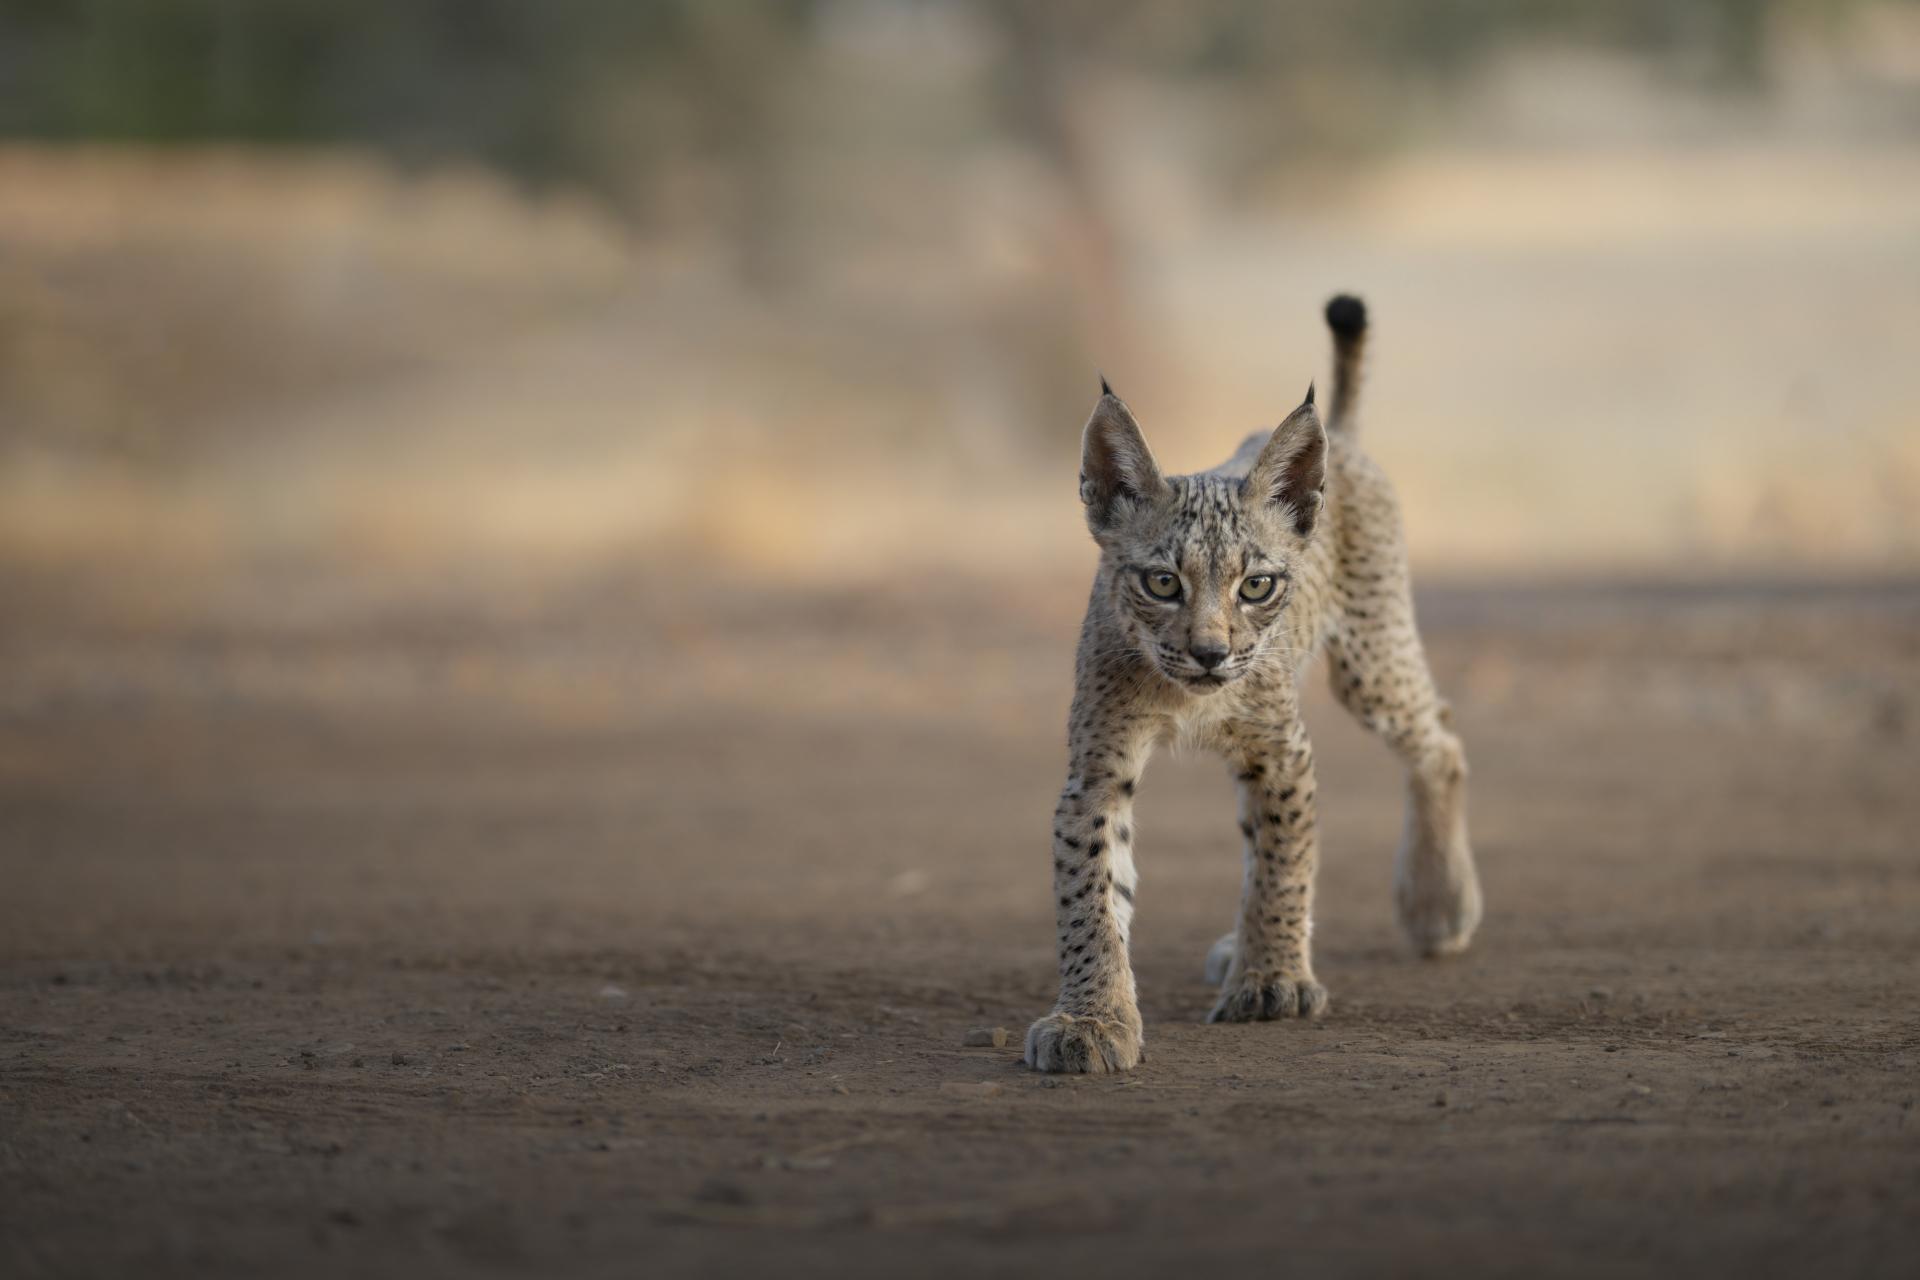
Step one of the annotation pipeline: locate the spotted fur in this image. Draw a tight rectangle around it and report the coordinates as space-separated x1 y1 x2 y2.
1026 295 1484 1074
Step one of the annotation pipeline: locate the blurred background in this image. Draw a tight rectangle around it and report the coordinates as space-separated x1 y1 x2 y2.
2 0 1918 592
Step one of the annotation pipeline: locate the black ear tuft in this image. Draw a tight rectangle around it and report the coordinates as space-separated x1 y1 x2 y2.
1325 294 1367 338
1304 381 1315 407
1099 373 1115 398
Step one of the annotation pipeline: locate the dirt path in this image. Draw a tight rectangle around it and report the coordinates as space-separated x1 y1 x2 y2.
2 571 1917 1277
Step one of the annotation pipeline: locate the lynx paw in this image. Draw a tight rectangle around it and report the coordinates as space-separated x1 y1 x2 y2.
1206 971 1329 1022
1395 847 1483 958
1023 1010 1143 1074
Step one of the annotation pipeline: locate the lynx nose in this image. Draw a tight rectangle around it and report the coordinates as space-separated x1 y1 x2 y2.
1189 642 1229 671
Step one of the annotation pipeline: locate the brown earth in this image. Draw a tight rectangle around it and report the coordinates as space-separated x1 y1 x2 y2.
2 566 1918 1277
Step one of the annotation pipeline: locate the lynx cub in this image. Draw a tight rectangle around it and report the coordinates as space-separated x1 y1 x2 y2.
1026 295 1483 1074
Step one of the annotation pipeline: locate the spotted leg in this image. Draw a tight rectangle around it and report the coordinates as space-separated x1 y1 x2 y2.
1025 692 1158 1073
1206 716 1328 1021
1325 591 1483 958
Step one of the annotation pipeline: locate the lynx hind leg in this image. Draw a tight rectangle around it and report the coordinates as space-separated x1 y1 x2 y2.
1386 711 1481 957
1325 600 1483 958
1203 931 1235 985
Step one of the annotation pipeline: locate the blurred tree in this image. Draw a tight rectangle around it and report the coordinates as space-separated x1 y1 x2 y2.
980 1 1144 388
0 0 1876 177
0 1 810 201
0 0 1894 287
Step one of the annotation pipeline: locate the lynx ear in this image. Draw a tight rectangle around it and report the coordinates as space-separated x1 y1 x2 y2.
1244 390 1327 538
1079 384 1167 534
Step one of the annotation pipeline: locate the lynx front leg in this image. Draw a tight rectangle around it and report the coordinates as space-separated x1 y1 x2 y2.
1207 719 1328 1022
1025 712 1156 1074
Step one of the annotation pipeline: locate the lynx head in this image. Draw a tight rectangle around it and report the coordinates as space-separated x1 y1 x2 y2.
1078 382 1326 693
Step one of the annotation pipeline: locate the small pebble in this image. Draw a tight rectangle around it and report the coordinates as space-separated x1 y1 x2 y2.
962 1027 1010 1048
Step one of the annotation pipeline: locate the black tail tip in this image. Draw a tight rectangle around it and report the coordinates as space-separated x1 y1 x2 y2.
1325 294 1367 339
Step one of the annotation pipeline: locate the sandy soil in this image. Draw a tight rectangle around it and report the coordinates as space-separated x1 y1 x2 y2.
2 568 1917 1277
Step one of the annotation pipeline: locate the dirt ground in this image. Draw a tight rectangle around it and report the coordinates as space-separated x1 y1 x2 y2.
2 565 1917 1278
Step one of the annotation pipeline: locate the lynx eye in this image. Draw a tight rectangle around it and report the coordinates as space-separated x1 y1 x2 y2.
1141 569 1182 600
1239 574 1278 603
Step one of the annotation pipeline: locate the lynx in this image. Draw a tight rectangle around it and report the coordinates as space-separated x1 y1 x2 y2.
1026 295 1483 1074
